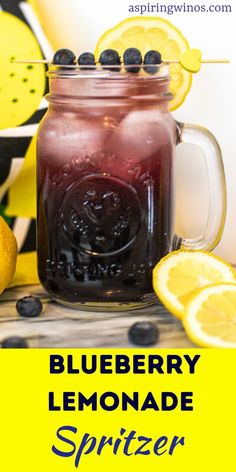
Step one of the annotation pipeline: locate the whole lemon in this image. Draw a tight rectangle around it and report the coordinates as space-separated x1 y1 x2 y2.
0 217 18 294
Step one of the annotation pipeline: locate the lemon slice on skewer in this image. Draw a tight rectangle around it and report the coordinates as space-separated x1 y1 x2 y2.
152 250 236 319
94 16 192 110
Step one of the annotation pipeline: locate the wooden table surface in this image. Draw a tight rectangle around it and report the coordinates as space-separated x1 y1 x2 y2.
0 285 196 348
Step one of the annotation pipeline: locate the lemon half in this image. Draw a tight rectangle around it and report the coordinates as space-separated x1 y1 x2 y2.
183 283 236 348
152 250 236 319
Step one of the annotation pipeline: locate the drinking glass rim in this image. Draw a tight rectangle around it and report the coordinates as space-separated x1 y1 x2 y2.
47 63 170 80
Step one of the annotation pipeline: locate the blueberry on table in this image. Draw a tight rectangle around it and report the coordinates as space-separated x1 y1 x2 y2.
16 296 43 318
99 49 121 71
53 48 76 65
123 48 142 73
128 321 159 346
2 336 28 348
78 52 96 69
144 50 162 74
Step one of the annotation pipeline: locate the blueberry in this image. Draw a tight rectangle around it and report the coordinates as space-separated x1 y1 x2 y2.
53 48 76 65
144 50 162 74
16 296 43 318
99 49 121 71
123 48 142 73
128 321 159 346
2 336 28 348
78 52 96 69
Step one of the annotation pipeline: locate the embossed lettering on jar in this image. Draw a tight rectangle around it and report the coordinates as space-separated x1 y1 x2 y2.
36 66 177 310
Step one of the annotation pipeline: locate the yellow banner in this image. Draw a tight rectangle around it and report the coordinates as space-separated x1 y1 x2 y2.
0 349 234 471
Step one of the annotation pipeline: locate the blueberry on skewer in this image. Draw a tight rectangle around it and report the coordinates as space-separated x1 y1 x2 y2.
123 48 142 73
99 49 121 71
78 52 96 69
144 50 162 74
53 48 76 66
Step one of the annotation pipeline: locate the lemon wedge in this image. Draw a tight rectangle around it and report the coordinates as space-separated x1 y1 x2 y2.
94 16 192 110
183 283 236 347
152 250 236 319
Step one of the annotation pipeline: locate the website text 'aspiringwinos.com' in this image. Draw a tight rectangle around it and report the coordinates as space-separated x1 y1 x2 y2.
128 2 232 15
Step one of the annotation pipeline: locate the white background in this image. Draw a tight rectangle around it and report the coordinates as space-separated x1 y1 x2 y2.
35 0 236 262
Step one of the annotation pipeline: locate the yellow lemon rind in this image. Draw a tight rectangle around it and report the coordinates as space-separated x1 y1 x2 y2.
0 216 18 294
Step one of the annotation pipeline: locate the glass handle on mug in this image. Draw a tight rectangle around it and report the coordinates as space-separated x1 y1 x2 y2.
176 122 227 251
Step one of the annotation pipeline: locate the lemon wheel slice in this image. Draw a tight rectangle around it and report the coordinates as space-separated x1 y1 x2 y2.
94 16 192 110
152 250 236 319
183 283 236 347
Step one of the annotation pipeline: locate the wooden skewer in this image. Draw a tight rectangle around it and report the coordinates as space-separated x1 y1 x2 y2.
11 59 230 65
201 59 230 64
11 59 51 64
169 59 230 64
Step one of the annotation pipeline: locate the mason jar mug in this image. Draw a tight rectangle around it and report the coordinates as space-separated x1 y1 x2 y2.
37 66 226 310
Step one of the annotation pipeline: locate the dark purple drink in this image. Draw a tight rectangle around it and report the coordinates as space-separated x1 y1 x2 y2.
37 68 176 309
